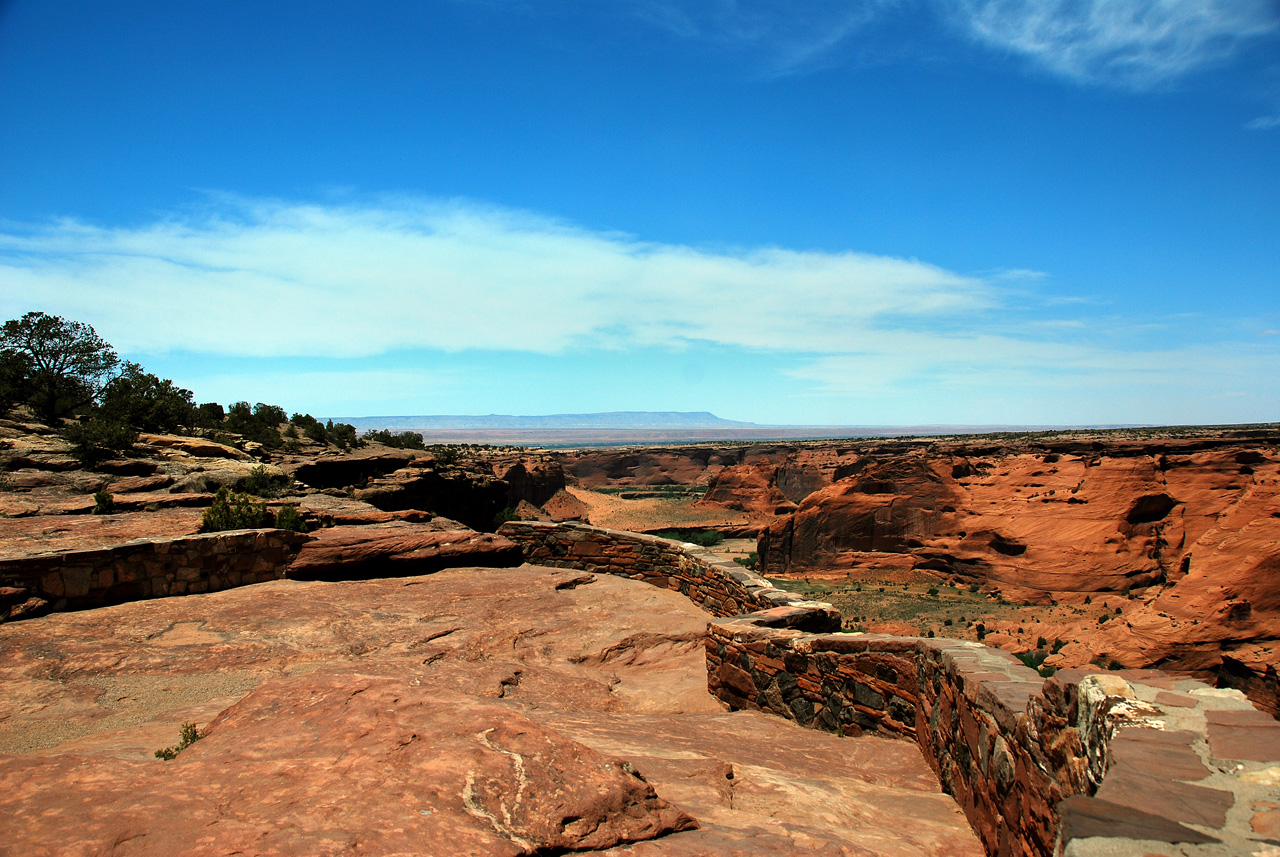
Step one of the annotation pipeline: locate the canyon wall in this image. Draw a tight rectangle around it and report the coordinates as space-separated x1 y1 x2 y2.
499 521 1280 857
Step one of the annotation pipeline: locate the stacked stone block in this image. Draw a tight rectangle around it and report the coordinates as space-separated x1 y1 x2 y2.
497 520 839 629
0 529 310 618
710 609 1280 857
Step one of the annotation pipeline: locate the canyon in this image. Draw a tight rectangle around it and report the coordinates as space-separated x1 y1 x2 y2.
2 415 1279 855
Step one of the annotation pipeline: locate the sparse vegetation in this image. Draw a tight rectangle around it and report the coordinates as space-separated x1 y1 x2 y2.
365 428 426 450
154 722 203 760
63 418 138 467
91 491 115 515
734 551 758 570
200 486 272 532
273 504 308 533
240 464 290 498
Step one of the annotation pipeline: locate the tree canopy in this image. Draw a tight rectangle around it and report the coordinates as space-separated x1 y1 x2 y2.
0 312 119 423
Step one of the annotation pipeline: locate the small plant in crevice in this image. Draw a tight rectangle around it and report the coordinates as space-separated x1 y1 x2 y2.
155 721 203 760
91 490 115 514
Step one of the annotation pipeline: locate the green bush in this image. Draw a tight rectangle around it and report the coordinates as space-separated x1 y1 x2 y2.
91 491 115 514
200 486 272 532
63 419 138 467
733 551 758 570
97 362 195 433
274 504 308 533
155 722 202 760
239 465 290 498
365 428 426 450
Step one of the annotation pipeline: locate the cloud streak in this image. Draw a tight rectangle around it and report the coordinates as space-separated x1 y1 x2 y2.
949 0 1280 89
2 195 1274 424
0 196 991 358
609 0 1279 87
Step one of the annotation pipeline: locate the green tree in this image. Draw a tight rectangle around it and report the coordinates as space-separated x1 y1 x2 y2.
0 312 119 423
98 362 196 433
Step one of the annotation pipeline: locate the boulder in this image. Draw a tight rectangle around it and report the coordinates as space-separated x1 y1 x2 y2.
355 465 509 532
139 433 250 460
542 488 588 522
287 448 419 490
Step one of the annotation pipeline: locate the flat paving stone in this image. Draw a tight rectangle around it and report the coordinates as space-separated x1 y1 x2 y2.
1057 795 1220 845
1107 728 1211 781
1096 765 1233 830
1205 709 1280 762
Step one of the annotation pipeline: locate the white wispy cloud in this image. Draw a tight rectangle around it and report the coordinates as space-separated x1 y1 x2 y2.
0 195 991 358
1246 115 1280 130
947 0 1279 89
3 195 1274 424
606 0 1280 87
624 0 898 75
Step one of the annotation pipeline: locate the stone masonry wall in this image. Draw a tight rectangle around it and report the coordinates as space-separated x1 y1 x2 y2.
497 520 840 631
710 611 1280 857
503 522 1280 857
0 529 311 618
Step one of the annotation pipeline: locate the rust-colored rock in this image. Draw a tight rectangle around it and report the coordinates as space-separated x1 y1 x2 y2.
495 455 566 507
697 461 798 515
288 520 523 579
542 487 588 522
0 566 981 856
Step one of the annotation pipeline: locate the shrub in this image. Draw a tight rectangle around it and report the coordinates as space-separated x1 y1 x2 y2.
493 506 519 527
91 491 115 514
327 421 359 450
274 504 308 533
155 722 202 760
365 429 426 450
97 362 195 432
733 551 758 571
200 486 272 532
194 402 225 429
63 419 137 467
240 465 290 498
926 586 939 596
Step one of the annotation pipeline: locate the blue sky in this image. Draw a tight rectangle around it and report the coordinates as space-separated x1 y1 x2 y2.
1 1 1278 426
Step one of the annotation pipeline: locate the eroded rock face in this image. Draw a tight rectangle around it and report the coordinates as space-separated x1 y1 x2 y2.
756 437 1280 701
697 461 798 516
287 448 419 490
355 464 510 531
0 566 981 857
2 675 694 857
494 456 566 508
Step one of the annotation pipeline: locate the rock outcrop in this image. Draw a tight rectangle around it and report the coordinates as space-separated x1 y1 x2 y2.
355 463 509 531
755 434 1280 703
494 455 566 508
288 521 522 580
0 565 981 856
697 461 799 515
